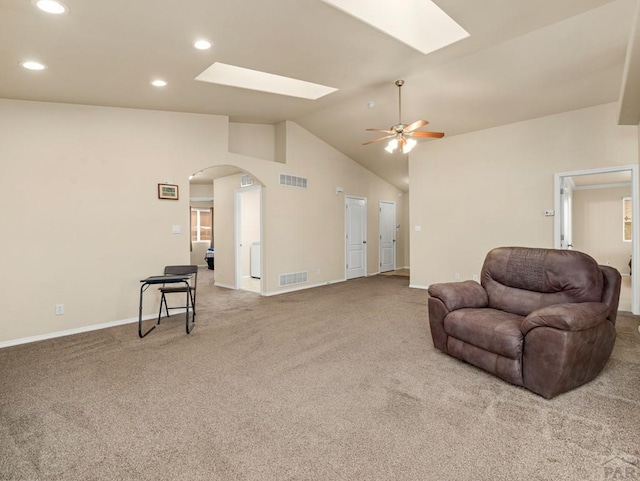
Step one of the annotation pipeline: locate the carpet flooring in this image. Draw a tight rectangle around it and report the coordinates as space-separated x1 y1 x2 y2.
1 270 639 481
379 269 410 277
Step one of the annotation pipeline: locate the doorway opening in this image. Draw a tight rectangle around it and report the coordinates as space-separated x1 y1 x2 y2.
189 166 264 294
554 165 638 314
236 185 263 294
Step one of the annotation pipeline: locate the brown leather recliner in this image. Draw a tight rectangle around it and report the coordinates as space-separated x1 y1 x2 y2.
427 247 621 398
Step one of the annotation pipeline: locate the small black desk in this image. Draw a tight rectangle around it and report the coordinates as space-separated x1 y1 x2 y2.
138 275 194 338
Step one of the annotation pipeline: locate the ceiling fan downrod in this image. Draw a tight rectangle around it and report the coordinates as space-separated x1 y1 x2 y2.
395 80 404 129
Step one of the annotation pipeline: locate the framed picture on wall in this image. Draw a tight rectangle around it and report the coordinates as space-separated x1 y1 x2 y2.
158 183 179 200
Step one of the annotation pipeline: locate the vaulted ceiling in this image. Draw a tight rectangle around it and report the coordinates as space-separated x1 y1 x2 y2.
2 0 639 190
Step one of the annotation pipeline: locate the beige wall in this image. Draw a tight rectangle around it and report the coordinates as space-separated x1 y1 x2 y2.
229 123 276 162
212 174 238 289
572 186 632 274
190 183 214 199
239 187 261 278
0 99 229 343
409 102 639 288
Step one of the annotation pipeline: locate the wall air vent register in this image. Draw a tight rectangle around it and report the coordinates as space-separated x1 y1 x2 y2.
279 174 308 189
279 272 308 287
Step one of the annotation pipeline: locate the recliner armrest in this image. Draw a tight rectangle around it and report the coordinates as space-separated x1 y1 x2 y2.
520 302 610 335
427 280 488 312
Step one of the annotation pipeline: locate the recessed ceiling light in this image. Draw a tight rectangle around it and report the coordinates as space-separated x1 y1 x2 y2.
34 0 68 14
21 61 47 71
151 79 167 87
195 62 337 100
194 40 212 50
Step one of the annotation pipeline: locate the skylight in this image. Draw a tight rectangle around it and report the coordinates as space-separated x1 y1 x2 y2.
320 0 469 55
195 63 338 100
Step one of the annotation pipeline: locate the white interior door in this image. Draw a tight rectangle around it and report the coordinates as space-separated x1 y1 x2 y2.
379 201 396 272
346 196 366 279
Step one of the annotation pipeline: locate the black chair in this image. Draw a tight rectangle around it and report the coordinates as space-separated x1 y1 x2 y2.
157 265 198 333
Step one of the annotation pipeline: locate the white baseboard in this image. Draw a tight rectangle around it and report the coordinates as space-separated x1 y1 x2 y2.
0 309 191 350
0 316 140 349
328 277 347 284
409 284 429 290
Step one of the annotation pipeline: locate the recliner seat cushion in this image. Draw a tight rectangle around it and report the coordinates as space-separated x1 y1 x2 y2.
444 308 524 359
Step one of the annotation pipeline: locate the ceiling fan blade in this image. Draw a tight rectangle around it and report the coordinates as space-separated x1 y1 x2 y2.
366 128 394 133
410 131 445 138
404 119 429 132
362 134 395 145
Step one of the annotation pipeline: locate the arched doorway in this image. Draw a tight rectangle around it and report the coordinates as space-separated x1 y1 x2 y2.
189 165 265 294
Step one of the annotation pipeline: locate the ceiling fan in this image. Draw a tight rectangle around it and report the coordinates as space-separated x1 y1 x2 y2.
363 80 444 154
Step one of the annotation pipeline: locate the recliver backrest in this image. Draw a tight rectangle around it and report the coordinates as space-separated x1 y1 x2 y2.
481 247 604 317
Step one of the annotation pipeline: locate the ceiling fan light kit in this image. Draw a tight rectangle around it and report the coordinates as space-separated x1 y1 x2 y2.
364 80 444 154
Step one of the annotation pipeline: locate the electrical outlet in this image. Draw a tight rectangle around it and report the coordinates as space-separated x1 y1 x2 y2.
472 275 479 282
55 304 64 315
454 273 460 281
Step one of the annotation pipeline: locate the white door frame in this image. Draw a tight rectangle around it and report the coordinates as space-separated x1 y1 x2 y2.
379 200 396 273
559 177 574 249
235 185 263 294
345 195 367 279
554 164 638 314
